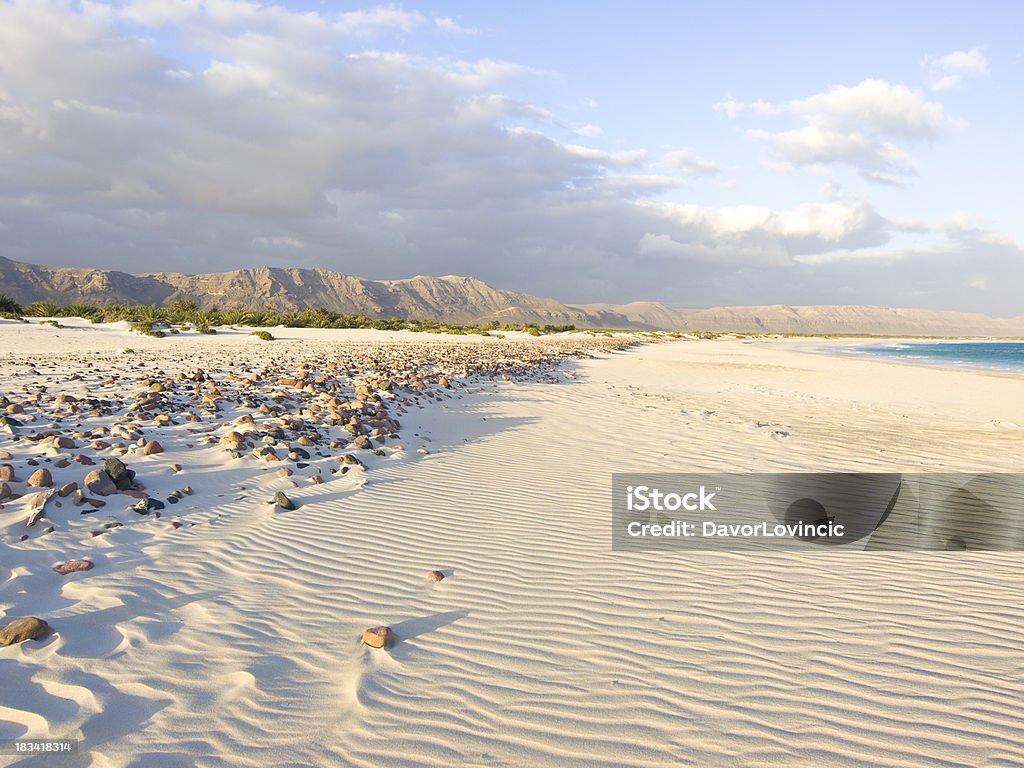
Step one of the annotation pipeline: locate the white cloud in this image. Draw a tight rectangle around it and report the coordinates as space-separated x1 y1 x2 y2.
658 149 718 177
635 201 890 265
434 16 479 35
714 96 779 118
562 145 646 167
791 80 945 139
924 47 989 91
727 79 946 183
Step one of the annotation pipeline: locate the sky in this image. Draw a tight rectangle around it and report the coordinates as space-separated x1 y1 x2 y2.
0 1 1022 313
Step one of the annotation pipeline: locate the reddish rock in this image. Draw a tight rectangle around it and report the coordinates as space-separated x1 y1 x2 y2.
220 431 247 450
58 482 78 497
0 464 15 482
53 559 94 575
84 470 117 496
427 570 446 582
361 626 394 649
27 468 53 487
143 440 164 455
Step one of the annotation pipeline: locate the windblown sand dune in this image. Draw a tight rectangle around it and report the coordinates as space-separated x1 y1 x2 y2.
1 323 1023 767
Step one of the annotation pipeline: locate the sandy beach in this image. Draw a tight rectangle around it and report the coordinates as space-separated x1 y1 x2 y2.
2 320 1023 767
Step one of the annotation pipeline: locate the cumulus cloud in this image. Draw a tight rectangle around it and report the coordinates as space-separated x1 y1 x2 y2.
724 79 946 184
924 47 989 91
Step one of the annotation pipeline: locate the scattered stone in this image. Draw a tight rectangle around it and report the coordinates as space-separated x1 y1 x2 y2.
0 617 49 645
361 626 394 649
142 440 164 455
169 463 183 473
27 468 53 487
54 559 94 575
0 482 11 501
220 432 247 450
132 498 165 514
273 491 296 510
427 570 446 582
181 486 194 496
277 468 293 478
0 464 16 482
58 481 78 497
53 436 76 449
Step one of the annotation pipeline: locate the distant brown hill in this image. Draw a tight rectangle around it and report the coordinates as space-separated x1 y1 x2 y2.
2 255 1023 336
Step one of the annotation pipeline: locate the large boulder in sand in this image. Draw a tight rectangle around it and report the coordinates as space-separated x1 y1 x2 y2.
142 440 164 455
0 617 49 645
361 626 394 649
26 468 53 488
84 469 117 496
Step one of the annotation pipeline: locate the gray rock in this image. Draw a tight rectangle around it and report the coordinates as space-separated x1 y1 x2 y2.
273 491 296 510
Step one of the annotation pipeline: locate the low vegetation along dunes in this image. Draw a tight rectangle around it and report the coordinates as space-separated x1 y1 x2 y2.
0 296 579 338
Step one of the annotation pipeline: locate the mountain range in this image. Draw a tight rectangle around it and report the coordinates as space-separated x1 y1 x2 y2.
2 255 1023 336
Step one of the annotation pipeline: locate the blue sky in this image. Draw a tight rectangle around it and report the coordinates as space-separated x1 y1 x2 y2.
1 0 1022 313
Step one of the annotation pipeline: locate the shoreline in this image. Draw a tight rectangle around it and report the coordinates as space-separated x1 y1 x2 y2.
797 336 1024 376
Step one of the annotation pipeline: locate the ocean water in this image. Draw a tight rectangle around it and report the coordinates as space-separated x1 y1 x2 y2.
839 341 1024 373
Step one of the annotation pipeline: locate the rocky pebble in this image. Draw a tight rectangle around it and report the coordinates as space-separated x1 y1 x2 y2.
361 626 394 649
0 617 49 645
53 559 94 575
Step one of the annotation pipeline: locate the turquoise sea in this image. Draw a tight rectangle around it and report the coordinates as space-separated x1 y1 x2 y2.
839 341 1024 373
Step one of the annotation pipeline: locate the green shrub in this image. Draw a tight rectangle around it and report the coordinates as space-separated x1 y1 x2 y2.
0 294 22 314
24 301 59 317
251 330 275 341
132 322 165 338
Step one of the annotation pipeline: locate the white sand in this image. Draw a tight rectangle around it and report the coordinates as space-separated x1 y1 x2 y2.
2 322 1023 767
